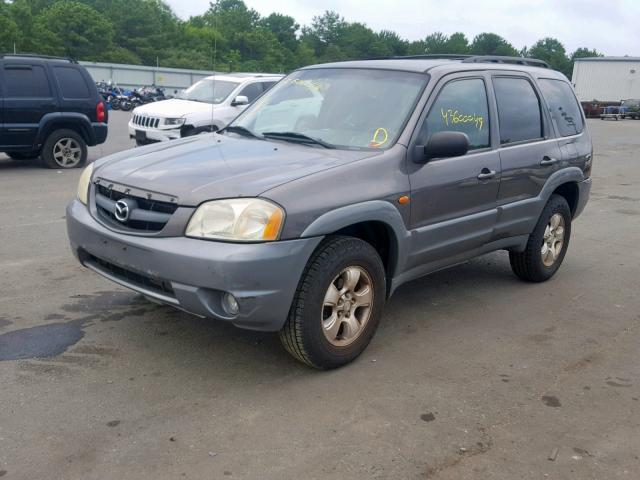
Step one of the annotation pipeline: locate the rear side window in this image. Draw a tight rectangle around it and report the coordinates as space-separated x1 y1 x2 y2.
419 78 490 150
54 66 91 99
493 77 543 144
3 65 51 98
538 79 584 136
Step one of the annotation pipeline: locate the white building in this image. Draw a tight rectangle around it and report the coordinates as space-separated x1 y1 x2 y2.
572 57 640 102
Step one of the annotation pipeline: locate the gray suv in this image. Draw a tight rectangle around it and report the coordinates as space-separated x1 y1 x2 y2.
66 55 592 369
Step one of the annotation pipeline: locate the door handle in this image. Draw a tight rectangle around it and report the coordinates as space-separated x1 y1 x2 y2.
540 156 558 166
477 169 496 180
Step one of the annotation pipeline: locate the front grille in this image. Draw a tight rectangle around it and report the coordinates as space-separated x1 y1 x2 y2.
132 114 160 128
87 254 175 298
95 184 178 232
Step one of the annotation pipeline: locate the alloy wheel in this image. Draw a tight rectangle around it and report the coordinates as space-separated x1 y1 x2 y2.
541 213 565 267
53 138 82 168
321 266 374 347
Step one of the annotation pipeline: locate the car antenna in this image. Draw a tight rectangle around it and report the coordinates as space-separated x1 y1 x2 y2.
211 0 218 134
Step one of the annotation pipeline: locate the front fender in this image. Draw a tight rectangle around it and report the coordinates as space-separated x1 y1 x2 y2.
301 200 411 291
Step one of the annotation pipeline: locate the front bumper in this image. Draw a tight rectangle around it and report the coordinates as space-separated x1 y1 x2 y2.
66 199 322 331
128 122 181 142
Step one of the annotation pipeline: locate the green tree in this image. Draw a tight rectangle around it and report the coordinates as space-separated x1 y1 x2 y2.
0 2 21 53
0 0 606 76
260 13 299 51
32 1 115 60
470 33 519 56
528 37 570 75
423 32 449 54
446 32 470 54
571 47 602 60
376 30 408 56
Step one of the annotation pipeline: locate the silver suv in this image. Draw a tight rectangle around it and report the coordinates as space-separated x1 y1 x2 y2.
67 55 592 369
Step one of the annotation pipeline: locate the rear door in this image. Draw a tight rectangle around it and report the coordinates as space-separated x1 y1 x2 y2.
407 73 501 266
1 60 56 148
537 78 590 168
491 74 561 239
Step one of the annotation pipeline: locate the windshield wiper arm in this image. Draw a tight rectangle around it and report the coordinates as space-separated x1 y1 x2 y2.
261 131 335 149
221 125 263 139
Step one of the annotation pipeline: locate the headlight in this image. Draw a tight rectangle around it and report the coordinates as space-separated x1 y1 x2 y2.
77 163 94 205
186 198 284 242
165 117 185 126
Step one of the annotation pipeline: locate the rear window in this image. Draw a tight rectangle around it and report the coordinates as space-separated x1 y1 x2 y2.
538 79 584 136
493 77 543 145
54 66 91 99
3 65 51 98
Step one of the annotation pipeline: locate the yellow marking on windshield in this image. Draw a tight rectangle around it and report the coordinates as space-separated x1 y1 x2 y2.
440 108 484 130
369 128 389 148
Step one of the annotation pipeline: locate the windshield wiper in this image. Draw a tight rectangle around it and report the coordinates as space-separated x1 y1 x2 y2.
261 131 335 149
221 125 263 139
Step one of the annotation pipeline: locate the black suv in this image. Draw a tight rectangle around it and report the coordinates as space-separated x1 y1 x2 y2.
0 54 108 168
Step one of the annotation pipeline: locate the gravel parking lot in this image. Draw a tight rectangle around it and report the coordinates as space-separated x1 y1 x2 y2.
1 112 639 480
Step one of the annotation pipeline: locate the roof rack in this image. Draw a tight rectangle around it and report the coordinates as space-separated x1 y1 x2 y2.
1 53 77 63
391 54 472 60
462 55 549 68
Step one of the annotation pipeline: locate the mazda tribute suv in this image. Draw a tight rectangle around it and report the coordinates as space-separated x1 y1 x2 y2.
67 55 592 369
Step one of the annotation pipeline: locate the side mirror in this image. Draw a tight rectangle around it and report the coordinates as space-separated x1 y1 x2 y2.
232 95 249 106
415 131 470 163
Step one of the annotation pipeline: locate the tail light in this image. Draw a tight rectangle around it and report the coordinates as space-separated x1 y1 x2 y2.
96 101 105 123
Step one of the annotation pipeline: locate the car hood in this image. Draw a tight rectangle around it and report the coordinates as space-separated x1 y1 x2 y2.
93 134 380 206
133 98 215 117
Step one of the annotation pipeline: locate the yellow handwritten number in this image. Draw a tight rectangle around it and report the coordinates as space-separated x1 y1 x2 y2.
369 128 388 148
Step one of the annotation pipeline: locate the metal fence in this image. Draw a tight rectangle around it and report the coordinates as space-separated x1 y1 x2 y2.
79 61 215 92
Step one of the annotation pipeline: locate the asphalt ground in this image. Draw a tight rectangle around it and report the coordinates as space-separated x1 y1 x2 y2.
0 112 639 479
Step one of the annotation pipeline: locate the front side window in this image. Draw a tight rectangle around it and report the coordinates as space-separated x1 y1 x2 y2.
538 79 584 137
418 78 490 150
177 79 239 104
4 65 51 98
238 83 263 103
493 77 543 144
260 81 278 92
232 68 428 150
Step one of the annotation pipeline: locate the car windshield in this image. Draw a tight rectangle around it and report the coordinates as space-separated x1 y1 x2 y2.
231 68 428 149
177 79 238 104
621 99 640 107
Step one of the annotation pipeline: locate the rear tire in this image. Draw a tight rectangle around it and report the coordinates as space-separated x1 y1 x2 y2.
509 194 572 282
41 129 87 169
279 236 386 369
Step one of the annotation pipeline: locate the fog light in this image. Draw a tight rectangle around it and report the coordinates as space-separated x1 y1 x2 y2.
222 292 239 316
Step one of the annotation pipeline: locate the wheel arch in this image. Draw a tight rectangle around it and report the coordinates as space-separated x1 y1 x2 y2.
300 200 410 297
552 181 579 217
36 113 93 148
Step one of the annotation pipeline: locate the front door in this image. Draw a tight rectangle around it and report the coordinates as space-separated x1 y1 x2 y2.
407 74 500 269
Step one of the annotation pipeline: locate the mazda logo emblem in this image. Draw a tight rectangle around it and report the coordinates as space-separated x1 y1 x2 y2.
114 200 130 222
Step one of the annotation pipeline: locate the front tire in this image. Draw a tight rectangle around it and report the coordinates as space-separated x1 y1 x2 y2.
41 129 87 169
279 236 386 369
509 194 572 282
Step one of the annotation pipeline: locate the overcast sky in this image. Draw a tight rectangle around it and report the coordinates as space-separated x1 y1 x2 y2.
165 0 639 56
